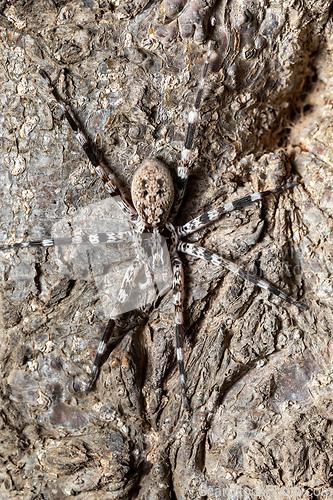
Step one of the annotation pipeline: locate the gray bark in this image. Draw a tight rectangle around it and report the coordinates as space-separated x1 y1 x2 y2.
0 0 332 498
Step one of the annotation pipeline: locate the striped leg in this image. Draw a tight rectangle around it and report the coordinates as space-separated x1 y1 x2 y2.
39 70 138 223
149 228 172 299
177 181 298 237
172 252 190 409
178 242 307 311
0 230 133 252
170 43 214 219
131 230 160 303
86 257 142 391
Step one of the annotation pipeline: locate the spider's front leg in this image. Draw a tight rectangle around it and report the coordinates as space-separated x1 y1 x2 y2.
171 42 214 219
39 70 138 223
0 230 133 253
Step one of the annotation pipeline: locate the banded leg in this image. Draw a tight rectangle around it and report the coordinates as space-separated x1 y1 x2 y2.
171 43 214 219
0 230 133 252
172 252 190 409
177 181 298 237
39 70 138 223
178 241 307 310
132 230 159 301
86 257 142 391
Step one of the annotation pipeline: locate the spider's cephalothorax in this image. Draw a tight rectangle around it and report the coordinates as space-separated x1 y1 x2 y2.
0 46 307 409
131 159 175 228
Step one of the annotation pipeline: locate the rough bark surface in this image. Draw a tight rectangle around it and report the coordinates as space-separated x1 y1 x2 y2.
0 1 332 498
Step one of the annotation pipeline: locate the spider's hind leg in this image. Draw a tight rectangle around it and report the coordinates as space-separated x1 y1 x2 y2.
171 252 190 410
85 257 142 391
176 181 298 237
178 241 307 311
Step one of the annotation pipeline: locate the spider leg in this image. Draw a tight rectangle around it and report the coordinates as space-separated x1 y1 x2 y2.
131 230 160 304
171 43 214 218
171 252 190 409
86 257 143 391
39 70 138 223
177 181 298 237
0 231 133 252
178 241 307 310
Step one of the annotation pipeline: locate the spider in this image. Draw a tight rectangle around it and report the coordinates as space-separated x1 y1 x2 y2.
0 45 306 409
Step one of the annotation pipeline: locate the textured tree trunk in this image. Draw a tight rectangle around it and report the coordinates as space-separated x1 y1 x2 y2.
0 1 332 498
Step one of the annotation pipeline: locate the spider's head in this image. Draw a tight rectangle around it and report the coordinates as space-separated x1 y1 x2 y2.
131 159 175 229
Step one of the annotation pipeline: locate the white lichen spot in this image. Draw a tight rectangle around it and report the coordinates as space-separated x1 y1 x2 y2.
257 358 266 368
22 188 34 201
7 48 25 77
109 80 121 93
30 298 39 312
36 390 50 407
228 431 237 440
27 360 38 372
262 424 271 432
17 76 28 96
100 408 116 422
40 341 54 354
23 201 33 215
19 116 39 138
93 402 104 413
117 419 129 435
85 309 95 324
4 155 11 166
57 5 72 24
12 198 22 214
71 335 83 353
292 329 301 340
69 167 87 187
101 97 109 109
4 5 27 29
10 155 26 175
280 400 301 412
124 33 133 47
310 373 333 388
76 96 86 107
14 46 24 57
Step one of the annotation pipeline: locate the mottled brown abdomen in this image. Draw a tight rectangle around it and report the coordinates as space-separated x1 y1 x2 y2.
131 159 175 228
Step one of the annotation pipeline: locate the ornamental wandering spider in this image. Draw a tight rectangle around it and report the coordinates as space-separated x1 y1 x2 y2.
0 44 306 409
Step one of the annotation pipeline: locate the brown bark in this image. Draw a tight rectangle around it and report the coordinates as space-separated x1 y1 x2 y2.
0 1 332 498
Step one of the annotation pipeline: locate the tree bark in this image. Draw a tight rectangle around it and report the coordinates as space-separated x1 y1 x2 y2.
0 0 332 498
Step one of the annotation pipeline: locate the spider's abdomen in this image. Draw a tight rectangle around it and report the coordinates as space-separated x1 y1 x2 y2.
131 159 174 228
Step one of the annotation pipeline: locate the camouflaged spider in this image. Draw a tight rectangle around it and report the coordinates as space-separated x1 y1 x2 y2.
0 45 306 408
